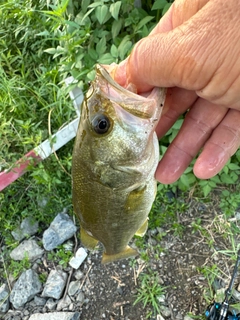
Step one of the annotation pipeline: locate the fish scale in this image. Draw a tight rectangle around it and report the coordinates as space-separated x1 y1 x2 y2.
72 64 166 264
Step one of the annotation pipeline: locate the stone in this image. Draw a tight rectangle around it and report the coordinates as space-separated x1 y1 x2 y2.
45 298 57 310
42 270 68 299
69 248 87 269
156 315 165 320
0 283 10 313
161 306 171 318
34 295 46 306
68 281 81 296
11 217 39 241
57 295 72 311
42 213 77 251
29 312 81 320
74 270 84 280
76 291 85 305
184 316 194 320
10 239 44 261
10 269 42 309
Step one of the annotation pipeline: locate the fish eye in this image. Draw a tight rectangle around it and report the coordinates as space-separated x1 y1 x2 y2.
92 114 111 134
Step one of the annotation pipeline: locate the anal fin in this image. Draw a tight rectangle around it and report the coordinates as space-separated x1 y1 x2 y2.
135 219 148 237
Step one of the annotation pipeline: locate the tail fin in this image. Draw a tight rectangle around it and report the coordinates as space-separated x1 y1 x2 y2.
102 246 138 264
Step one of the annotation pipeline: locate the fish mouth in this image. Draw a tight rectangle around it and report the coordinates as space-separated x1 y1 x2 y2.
95 64 166 120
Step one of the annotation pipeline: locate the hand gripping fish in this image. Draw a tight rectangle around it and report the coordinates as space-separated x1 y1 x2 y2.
72 64 166 264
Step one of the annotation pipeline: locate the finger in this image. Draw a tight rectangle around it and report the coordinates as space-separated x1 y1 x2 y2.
155 99 228 183
150 0 208 34
113 58 128 87
114 0 209 88
156 87 198 138
125 0 240 104
194 109 240 179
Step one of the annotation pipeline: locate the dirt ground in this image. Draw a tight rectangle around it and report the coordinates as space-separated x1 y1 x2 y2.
76 194 240 320
2 191 240 320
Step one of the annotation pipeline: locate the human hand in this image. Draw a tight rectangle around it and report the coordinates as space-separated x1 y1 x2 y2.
114 0 240 184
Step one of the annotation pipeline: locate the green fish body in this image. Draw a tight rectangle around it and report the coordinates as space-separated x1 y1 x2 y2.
72 64 165 263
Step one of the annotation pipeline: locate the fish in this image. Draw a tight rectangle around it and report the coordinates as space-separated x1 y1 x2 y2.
72 64 166 264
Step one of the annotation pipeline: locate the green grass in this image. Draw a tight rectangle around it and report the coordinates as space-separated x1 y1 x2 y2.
134 269 166 318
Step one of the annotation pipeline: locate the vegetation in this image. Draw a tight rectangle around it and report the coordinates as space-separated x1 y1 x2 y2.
1 0 240 317
134 269 166 318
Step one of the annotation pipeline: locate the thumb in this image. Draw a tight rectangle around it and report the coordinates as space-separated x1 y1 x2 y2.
118 0 240 100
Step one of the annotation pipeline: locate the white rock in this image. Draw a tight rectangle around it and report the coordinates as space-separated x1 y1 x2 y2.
69 248 87 269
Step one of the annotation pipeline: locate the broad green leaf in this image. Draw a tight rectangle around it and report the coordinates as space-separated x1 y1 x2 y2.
222 190 230 197
228 163 240 170
64 20 79 29
141 24 151 37
180 174 189 188
223 166 229 174
80 7 95 24
118 36 132 60
186 173 196 185
88 48 98 60
220 173 235 184
160 145 167 155
169 129 178 143
110 45 118 58
136 16 154 31
209 181 216 188
110 1 121 20
111 19 122 38
102 11 112 24
88 1 103 8
95 5 108 24
87 70 96 81
98 53 115 64
199 180 207 187
230 171 239 182
36 30 50 36
96 36 106 55
184 166 193 174
203 184 212 197
151 0 167 10
81 0 90 13
211 175 221 183
172 118 184 130
235 149 240 162
163 3 172 15
44 48 57 54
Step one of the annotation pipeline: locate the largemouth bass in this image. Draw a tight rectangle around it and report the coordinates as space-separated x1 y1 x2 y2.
72 64 165 264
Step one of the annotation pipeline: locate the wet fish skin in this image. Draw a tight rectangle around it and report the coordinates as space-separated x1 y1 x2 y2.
72 64 166 263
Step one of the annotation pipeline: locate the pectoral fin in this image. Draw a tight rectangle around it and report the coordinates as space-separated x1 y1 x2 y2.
135 219 148 237
80 226 98 250
102 246 138 264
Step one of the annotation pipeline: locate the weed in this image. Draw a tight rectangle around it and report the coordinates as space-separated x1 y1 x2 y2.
7 254 31 280
134 269 166 318
47 244 73 268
